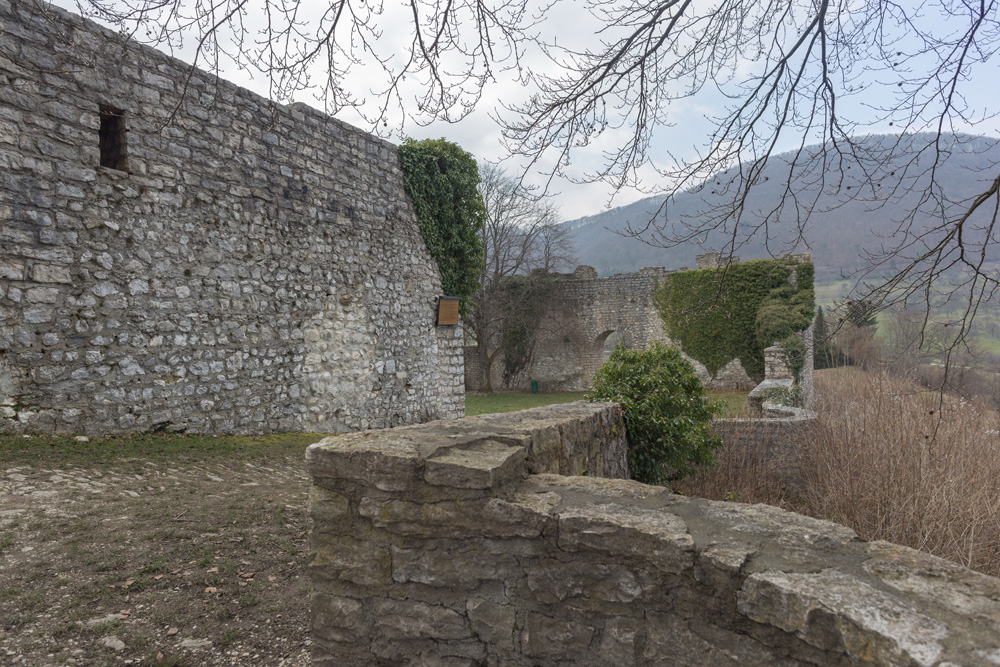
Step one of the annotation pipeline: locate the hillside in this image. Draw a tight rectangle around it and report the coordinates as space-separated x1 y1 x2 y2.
564 134 1000 281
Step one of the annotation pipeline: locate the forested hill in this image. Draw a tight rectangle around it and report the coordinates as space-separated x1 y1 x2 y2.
563 134 1000 280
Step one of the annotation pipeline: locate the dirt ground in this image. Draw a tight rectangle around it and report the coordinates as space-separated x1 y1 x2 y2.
0 439 319 666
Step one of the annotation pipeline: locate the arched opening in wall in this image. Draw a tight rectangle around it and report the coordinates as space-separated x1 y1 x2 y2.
585 330 618 385
600 331 621 363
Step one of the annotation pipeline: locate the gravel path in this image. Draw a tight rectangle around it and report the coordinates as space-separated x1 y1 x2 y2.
1 454 314 666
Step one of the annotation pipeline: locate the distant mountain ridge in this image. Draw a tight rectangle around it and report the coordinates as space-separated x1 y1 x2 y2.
562 134 1000 280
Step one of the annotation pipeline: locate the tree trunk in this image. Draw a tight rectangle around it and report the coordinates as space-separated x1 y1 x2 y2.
477 327 494 394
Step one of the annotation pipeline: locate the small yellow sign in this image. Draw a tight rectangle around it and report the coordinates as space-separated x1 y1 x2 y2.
436 297 460 326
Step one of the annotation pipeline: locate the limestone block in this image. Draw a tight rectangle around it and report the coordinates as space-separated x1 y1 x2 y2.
311 592 367 644
738 569 948 666
359 495 553 539
0 260 25 280
597 616 641 665
424 440 526 490
391 546 520 589
529 473 667 500
373 598 471 641
643 612 796 667
466 597 515 650
306 435 421 492
525 561 645 605
557 503 695 574
308 485 350 532
521 613 595 660
863 541 1000 635
309 532 390 587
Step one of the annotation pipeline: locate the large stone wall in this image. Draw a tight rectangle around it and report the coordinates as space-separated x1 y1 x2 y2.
0 0 464 434
308 402 1000 666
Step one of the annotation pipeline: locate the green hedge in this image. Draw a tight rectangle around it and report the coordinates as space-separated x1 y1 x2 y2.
655 259 814 381
398 138 485 301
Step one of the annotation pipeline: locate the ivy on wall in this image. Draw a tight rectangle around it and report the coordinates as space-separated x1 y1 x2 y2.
398 138 485 301
655 258 814 381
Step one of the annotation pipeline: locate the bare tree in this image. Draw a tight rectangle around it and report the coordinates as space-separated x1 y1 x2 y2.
499 1 1000 359
66 0 1000 345
469 163 573 392
70 0 540 127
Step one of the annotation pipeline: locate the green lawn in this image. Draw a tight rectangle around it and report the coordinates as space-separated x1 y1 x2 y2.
706 390 749 417
0 432 324 467
465 389 748 417
464 391 588 416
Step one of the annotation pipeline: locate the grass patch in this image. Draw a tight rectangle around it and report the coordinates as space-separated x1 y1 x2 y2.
464 391 588 416
707 390 749 418
0 432 324 467
466 389 749 419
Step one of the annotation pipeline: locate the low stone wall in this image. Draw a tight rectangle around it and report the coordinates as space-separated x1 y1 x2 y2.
307 403 1000 666
711 404 817 495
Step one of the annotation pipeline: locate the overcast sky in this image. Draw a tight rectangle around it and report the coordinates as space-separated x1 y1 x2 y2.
56 0 1000 223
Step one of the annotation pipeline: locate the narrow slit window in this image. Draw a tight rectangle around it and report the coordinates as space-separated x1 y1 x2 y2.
99 105 128 171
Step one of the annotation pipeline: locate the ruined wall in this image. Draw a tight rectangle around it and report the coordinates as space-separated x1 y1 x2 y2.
528 267 675 392
711 405 816 495
308 402 1000 666
0 0 464 434
468 265 755 394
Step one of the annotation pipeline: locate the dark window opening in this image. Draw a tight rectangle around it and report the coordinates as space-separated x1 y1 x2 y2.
99 105 128 171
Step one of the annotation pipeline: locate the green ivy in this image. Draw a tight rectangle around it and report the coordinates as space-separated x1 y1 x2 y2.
778 334 807 383
398 138 485 301
655 258 815 381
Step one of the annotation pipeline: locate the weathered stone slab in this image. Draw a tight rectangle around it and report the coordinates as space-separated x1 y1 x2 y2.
738 569 948 666
309 532 391 587
359 495 553 539
520 613 595 661
557 503 695 574
424 439 526 490
311 593 367 644
373 598 471 640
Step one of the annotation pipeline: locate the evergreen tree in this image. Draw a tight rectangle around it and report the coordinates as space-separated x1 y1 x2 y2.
814 306 831 369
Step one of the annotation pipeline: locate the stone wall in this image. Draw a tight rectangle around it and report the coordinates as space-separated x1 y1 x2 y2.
473 265 752 393
307 402 1000 666
0 0 464 434
711 405 816 495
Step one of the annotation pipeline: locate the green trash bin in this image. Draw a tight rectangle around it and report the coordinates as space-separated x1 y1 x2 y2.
531 380 538 394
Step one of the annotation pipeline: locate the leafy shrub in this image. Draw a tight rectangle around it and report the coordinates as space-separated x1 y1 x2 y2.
588 342 723 484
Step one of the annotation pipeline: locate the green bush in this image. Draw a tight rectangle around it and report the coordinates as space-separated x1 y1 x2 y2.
588 342 723 484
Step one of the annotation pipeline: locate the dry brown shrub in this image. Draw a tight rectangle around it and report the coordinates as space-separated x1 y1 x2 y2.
678 367 1000 576
673 423 800 511
804 368 1000 576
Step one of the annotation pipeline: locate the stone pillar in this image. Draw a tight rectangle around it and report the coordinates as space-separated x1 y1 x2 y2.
763 345 792 380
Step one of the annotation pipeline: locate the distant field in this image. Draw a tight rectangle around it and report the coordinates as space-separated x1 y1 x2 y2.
814 278 853 307
814 278 1000 360
465 389 747 418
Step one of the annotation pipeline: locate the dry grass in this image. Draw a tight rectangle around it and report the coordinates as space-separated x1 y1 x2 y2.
679 367 1000 577
673 424 798 510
